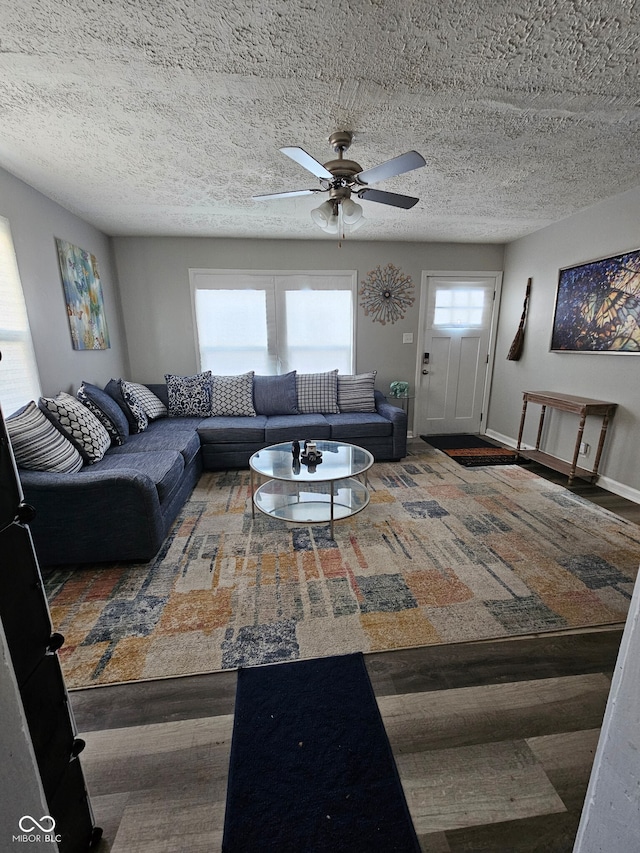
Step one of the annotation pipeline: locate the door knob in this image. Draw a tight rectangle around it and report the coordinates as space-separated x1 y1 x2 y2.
422 369 429 375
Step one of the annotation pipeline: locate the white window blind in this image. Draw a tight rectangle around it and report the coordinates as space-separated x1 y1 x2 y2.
0 216 41 415
191 270 356 375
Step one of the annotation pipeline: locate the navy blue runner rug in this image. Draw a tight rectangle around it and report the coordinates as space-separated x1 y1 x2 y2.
222 653 420 852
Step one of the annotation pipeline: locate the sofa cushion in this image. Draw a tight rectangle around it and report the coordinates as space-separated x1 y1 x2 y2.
253 372 299 416
108 427 202 467
264 413 331 443
296 370 339 414
211 372 256 416
165 372 213 417
338 372 377 412
39 392 111 463
324 412 392 439
6 401 84 473
198 415 267 444
88 450 185 502
77 381 129 445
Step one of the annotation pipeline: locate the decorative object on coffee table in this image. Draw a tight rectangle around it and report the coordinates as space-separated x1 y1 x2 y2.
300 440 323 469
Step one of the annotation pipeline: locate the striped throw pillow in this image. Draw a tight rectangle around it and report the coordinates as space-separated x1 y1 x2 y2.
6 402 84 473
337 372 377 412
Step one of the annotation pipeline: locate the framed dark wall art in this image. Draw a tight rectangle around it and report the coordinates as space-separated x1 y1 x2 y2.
550 248 640 353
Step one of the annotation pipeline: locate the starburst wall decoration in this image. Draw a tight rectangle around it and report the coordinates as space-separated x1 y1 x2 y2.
359 263 415 325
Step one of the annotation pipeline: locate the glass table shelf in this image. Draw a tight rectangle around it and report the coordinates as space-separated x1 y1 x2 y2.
253 477 370 525
249 441 374 538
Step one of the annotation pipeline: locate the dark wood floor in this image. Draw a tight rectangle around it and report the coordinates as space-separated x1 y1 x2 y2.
508 458 640 525
71 460 638 852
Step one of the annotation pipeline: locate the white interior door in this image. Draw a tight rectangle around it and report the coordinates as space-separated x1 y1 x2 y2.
416 274 500 436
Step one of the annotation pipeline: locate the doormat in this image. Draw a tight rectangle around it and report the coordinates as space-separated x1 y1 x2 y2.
42 449 639 689
421 433 522 467
222 653 421 852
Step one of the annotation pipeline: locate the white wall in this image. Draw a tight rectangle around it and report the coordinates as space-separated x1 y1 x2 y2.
0 167 129 407
111 236 504 396
486 187 640 497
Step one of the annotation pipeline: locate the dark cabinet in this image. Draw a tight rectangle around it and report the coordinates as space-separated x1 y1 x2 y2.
0 405 102 852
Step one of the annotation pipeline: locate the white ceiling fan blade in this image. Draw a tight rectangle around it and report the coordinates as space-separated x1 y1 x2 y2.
252 189 322 201
280 147 334 180
358 188 419 209
355 151 426 186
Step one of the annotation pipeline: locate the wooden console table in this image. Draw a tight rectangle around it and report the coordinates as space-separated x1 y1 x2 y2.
516 391 617 485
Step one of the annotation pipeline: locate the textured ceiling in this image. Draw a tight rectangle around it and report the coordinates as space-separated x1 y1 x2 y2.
0 0 638 242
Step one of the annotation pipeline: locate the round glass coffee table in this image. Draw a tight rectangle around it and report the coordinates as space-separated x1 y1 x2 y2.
249 440 374 538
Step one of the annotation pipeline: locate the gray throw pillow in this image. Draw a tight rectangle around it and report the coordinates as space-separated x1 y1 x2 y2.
253 372 299 416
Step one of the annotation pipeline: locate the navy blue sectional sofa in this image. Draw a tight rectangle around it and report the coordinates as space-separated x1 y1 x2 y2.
18 384 406 566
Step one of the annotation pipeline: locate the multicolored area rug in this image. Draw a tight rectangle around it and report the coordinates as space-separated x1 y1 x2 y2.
422 433 521 466
43 448 640 689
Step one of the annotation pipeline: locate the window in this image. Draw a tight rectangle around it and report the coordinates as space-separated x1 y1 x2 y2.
0 216 41 415
195 288 272 374
191 270 355 375
433 288 486 327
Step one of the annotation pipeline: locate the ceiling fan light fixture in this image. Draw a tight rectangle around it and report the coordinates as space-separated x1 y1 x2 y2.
341 198 363 224
324 215 339 235
310 199 334 227
347 213 365 232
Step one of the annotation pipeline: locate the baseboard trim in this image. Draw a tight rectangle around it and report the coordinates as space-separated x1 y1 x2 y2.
483 429 530 450
484 429 640 505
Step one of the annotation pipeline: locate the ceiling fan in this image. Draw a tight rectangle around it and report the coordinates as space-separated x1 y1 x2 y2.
252 131 426 234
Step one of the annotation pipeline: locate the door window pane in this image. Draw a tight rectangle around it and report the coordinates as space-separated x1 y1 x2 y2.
433 288 485 326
